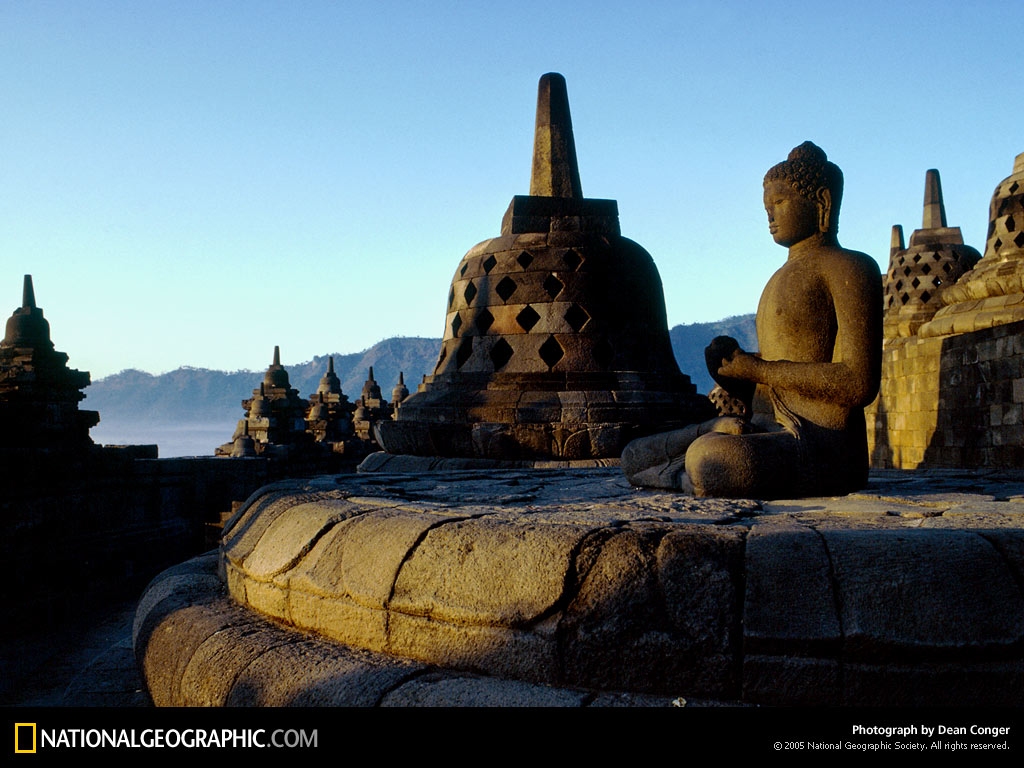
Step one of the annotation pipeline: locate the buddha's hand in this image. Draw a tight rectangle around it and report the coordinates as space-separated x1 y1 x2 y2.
704 336 740 378
705 337 758 408
717 349 759 381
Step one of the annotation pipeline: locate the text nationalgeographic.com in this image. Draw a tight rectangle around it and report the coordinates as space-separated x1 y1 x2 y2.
15 726 316 751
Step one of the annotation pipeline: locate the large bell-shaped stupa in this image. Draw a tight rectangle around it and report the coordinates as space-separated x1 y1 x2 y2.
376 73 712 460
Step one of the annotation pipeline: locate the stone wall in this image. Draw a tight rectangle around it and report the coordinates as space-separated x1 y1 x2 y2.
867 319 1024 469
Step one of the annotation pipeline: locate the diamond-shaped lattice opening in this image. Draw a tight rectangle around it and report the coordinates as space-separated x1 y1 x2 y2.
1016 231 1024 248
516 305 541 332
887 296 894 308
464 281 477 305
989 220 997 237
538 335 564 369
489 338 514 370
496 276 518 302
900 292 910 305
593 337 614 369
921 263 931 275
460 262 469 277
448 287 455 308
543 274 564 298
994 238 1003 250
482 255 498 274
903 266 912 276
895 280 903 290
896 256 906 266
451 313 463 337
563 249 583 271
476 308 494 333
564 303 590 332
920 290 932 304
455 338 473 369
912 253 921 263
1010 181 1020 194
1007 215 1017 232
942 262 953 273
517 250 534 269
911 277 920 288
436 346 447 369
1000 198 1011 216
931 251 942 261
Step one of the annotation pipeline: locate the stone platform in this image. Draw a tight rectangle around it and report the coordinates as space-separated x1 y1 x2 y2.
135 467 1024 706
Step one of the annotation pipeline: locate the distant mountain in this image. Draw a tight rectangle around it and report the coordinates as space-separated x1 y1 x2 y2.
84 337 442 425
669 314 757 395
84 317 757 437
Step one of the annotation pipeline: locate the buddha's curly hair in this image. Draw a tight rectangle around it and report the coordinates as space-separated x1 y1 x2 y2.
764 141 844 214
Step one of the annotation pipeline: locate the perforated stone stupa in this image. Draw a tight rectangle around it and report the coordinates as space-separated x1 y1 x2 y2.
883 170 980 339
919 153 1024 337
376 74 711 460
0 275 98 454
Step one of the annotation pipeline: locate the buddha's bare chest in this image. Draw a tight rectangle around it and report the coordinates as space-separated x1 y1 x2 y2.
756 265 835 360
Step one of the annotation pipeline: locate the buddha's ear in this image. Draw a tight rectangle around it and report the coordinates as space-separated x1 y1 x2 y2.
816 187 832 232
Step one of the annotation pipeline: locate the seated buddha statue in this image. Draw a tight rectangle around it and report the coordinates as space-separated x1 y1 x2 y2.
621 141 882 498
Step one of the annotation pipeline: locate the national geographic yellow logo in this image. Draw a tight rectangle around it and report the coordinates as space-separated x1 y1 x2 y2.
14 723 37 753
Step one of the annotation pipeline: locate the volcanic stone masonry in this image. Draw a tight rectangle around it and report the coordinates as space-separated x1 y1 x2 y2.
376 73 712 461
868 153 1024 468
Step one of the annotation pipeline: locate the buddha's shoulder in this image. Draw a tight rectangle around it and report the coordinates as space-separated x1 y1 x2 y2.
818 246 880 281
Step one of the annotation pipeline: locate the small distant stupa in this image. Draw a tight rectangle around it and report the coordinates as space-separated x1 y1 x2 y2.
352 367 392 444
305 356 356 445
882 170 980 338
377 73 712 460
217 346 311 457
0 275 98 454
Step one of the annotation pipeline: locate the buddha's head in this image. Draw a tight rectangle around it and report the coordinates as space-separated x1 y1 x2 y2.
763 141 843 247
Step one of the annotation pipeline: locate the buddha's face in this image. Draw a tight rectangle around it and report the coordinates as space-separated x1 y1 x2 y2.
763 179 820 247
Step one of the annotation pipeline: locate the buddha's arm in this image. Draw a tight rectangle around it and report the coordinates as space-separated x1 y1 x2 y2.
718 253 881 407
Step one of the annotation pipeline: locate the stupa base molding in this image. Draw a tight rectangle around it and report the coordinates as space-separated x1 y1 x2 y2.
357 451 619 473
135 468 1024 706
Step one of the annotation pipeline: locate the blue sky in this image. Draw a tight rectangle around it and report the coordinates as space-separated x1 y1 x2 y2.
1 1 1019 378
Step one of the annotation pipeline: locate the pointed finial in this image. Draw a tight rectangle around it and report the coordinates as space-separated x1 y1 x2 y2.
890 224 905 258
368 366 375 381
399 371 404 385
273 345 281 366
923 169 947 229
328 356 334 374
243 421 250 436
22 275 36 309
530 73 583 198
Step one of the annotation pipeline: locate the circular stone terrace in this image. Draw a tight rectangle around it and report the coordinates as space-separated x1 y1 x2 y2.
135 465 1024 707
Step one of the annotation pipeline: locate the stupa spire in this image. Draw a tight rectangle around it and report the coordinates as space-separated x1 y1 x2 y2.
273 345 281 366
22 275 36 309
890 225 905 260
328 356 334 374
923 169 947 229
529 73 582 198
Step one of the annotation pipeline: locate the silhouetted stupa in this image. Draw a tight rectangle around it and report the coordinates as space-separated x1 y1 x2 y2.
377 73 712 460
0 275 98 454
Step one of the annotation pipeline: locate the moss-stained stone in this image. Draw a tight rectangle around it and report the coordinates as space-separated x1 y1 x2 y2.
743 522 840 655
390 517 588 626
824 528 1024 656
288 508 465 609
